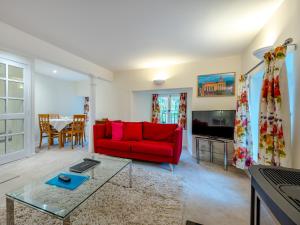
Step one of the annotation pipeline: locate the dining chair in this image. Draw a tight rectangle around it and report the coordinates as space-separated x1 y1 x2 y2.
62 114 86 149
95 118 109 124
49 114 60 119
38 114 59 149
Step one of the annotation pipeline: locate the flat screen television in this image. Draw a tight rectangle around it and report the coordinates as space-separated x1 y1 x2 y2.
192 110 236 139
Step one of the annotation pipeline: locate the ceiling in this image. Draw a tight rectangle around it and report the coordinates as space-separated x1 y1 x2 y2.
34 60 89 81
0 0 283 71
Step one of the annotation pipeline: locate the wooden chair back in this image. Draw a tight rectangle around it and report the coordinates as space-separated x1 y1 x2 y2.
95 118 109 124
39 114 50 133
71 115 86 133
49 114 60 119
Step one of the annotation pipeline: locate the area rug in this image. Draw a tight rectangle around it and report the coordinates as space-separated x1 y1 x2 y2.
0 165 184 225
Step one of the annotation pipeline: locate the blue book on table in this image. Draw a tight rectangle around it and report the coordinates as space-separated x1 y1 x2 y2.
46 173 89 190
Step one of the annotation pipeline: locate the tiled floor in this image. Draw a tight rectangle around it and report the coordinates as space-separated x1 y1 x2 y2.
0 147 250 225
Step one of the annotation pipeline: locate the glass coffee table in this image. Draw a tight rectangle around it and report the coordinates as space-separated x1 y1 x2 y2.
5 154 132 225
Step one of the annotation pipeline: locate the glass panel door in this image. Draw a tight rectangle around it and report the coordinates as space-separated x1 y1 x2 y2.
157 94 180 124
158 95 169 124
169 94 180 124
0 57 30 164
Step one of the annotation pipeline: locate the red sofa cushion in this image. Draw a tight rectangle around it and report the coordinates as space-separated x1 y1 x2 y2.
93 124 105 139
105 121 112 138
143 122 177 142
112 122 123 140
95 139 131 152
131 140 174 157
105 120 122 138
123 122 143 141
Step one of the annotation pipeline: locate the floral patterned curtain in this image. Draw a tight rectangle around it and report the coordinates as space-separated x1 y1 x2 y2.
233 74 253 169
151 94 160 123
258 46 287 166
178 93 187 129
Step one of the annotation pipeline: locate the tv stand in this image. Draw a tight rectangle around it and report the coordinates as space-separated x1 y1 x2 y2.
195 135 233 170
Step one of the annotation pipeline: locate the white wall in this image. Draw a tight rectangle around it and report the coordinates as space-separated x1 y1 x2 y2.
241 0 300 168
74 80 90 97
95 79 120 120
115 55 241 117
132 91 152 122
35 74 85 116
34 73 86 143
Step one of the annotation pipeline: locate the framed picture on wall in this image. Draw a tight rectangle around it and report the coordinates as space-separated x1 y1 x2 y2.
197 72 235 97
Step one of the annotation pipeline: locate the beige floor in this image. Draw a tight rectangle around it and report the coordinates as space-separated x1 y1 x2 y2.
0 146 250 225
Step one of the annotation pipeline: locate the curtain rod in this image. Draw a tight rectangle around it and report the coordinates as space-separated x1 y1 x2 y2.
244 38 297 76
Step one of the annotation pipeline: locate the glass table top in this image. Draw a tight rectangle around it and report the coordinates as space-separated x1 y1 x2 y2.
6 154 131 219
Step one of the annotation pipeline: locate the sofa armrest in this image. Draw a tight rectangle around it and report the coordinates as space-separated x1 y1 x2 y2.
93 124 105 140
172 127 183 164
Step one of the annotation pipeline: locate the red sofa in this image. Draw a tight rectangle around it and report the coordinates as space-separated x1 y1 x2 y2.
93 121 183 167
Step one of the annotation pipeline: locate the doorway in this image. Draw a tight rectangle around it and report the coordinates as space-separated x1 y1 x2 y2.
34 59 91 150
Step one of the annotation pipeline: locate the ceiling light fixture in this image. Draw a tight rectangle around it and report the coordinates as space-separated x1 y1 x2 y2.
53 70 57 74
153 72 168 85
153 79 165 85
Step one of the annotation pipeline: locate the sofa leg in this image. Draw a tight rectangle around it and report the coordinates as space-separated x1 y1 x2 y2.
169 164 174 172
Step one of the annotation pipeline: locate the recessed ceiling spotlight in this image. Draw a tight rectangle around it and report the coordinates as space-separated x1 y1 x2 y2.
53 70 57 74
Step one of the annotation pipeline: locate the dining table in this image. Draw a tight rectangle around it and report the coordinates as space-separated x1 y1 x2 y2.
49 117 73 148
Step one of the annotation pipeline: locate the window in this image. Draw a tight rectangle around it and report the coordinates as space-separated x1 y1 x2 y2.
286 52 295 142
249 70 264 162
157 94 180 124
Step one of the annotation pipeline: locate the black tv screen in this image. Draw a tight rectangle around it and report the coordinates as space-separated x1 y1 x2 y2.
192 110 236 139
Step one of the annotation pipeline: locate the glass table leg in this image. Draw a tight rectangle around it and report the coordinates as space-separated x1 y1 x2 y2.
63 216 71 225
6 198 14 225
129 162 132 188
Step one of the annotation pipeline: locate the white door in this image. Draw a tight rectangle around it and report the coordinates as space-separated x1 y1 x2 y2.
0 57 31 164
